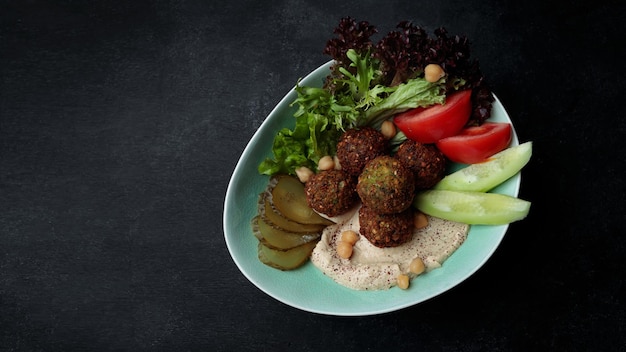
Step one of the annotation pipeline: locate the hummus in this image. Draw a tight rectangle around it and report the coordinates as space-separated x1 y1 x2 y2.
310 206 470 290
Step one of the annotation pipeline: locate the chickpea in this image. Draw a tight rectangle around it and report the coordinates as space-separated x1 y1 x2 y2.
414 211 429 229
318 155 335 171
424 63 445 83
380 120 397 139
295 166 314 183
333 155 342 170
341 230 359 245
336 241 353 259
410 257 425 275
397 274 410 290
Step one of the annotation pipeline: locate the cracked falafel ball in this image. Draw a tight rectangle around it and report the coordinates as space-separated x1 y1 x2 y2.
358 205 414 248
356 155 415 214
336 127 387 176
395 139 447 190
304 169 358 217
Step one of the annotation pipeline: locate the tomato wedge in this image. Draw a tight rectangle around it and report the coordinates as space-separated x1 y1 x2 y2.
393 90 472 144
436 122 512 164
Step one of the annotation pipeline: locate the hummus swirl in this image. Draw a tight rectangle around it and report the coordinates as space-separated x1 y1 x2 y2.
310 206 470 290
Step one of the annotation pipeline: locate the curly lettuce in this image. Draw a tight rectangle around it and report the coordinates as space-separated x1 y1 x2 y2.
258 49 445 176
258 17 495 176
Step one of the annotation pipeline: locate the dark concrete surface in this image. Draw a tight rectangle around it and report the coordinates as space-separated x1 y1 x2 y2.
1 0 625 350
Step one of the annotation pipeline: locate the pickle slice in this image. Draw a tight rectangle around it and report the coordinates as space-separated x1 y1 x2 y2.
414 190 531 225
434 142 532 192
252 216 321 250
269 175 334 226
258 192 326 233
258 241 318 270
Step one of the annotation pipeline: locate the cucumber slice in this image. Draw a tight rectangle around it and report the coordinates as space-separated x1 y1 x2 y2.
434 142 532 192
414 190 531 225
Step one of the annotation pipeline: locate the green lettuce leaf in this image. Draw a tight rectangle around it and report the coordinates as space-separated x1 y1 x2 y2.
362 78 446 129
258 49 449 177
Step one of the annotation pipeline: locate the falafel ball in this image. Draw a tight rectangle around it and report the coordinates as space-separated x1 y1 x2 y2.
356 155 415 214
304 169 358 217
395 139 446 190
336 127 387 176
358 205 414 248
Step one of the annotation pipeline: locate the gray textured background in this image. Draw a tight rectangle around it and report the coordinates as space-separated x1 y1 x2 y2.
1 0 624 350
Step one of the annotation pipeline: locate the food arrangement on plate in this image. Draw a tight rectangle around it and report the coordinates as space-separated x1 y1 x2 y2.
249 17 532 291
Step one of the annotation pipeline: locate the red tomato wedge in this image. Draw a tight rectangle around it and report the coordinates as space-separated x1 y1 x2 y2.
436 122 512 164
393 90 472 144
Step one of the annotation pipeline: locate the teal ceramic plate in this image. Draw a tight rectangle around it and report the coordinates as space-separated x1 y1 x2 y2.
223 61 520 316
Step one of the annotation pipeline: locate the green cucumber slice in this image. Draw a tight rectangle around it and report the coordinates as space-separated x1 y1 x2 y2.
434 142 532 192
414 190 531 225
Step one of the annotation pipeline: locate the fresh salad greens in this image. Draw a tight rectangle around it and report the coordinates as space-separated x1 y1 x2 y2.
258 17 493 176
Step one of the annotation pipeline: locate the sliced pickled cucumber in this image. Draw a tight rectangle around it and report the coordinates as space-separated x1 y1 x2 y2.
269 175 334 226
258 192 326 233
414 190 531 225
252 216 321 250
258 241 318 270
434 142 532 192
